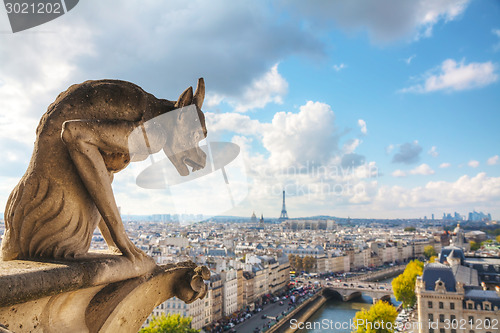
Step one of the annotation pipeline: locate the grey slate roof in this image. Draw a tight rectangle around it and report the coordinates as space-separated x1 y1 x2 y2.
422 263 457 292
439 246 465 265
451 265 479 286
464 287 500 309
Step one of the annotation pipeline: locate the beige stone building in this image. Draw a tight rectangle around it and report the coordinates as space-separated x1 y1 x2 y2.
203 288 212 327
242 271 255 308
416 263 500 333
253 264 268 299
236 268 244 311
275 255 290 292
210 273 223 322
221 269 238 316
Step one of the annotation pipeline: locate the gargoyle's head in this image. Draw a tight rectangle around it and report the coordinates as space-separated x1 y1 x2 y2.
163 78 208 176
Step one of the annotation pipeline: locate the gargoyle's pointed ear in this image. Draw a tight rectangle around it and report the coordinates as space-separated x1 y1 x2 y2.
175 86 193 108
193 78 205 109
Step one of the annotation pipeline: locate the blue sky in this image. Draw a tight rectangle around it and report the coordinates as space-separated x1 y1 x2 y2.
0 0 499 219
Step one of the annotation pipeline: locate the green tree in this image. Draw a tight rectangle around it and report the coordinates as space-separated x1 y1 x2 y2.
140 314 199 333
470 241 480 251
429 256 438 263
352 300 398 333
391 260 423 308
496 235 500 243
423 245 437 260
404 227 416 232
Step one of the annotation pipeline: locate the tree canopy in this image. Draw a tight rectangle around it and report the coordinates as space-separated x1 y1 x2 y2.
423 245 437 259
470 241 480 251
140 314 199 333
391 260 423 308
353 300 398 333
288 254 317 273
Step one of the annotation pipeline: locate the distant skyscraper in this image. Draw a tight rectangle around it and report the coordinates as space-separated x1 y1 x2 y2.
279 190 289 220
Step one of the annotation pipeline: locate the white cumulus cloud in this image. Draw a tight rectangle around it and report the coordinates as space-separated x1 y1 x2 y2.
487 155 499 165
358 119 367 135
375 173 500 210
440 162 451 168
333 63 346 72
233 64 289 112
428 146 439 157
206 64 288 112
409 163 435 175
468 160 480 168
400 59 498 93
392 163 435 177
392 169 407 178
263 101 337 169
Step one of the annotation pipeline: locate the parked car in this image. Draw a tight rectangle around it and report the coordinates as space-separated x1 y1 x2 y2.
261 314 267 319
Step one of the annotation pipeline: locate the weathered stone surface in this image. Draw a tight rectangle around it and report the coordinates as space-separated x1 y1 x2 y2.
0 252 157 308
0 256 209 332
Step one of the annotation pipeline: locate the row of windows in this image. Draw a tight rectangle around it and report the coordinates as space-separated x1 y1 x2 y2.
428 301 455 310
465 301 494 310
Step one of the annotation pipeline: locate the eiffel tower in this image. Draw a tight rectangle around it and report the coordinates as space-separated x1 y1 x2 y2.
279 190 289 220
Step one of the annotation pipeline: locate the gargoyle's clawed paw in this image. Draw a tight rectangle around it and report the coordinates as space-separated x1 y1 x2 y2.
175 264 210 304
194 266 210 280
189 265 210 299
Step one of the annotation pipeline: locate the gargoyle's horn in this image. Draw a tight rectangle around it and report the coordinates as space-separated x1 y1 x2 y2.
193 78 205 109
175 86 194 108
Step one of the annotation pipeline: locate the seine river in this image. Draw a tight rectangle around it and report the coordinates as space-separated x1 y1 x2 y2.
298 277 400 333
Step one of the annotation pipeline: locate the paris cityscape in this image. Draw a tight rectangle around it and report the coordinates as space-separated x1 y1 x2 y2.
38 193 500 332
1 1 500 333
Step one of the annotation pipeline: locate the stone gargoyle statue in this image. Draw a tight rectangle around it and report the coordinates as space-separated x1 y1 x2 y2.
1 78 207 262
0 78 212 332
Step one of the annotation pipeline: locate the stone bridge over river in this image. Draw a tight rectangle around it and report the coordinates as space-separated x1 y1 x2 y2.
321 281 393 303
